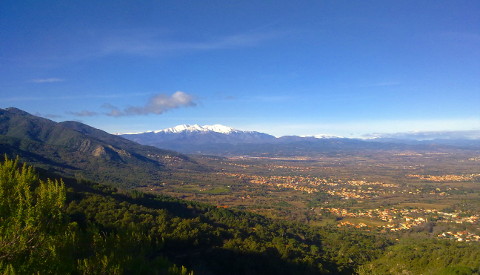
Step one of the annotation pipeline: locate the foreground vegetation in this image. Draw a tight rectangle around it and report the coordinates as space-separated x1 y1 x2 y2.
1 157 479 274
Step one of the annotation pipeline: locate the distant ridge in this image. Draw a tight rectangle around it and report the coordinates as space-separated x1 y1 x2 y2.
119 124 403 156
120 124 480 156
364 130 480 141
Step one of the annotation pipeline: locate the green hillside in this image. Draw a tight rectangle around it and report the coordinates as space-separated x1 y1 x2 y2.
2 157 479 274
0 108 205 187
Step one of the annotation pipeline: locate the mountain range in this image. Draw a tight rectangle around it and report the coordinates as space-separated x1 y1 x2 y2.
120 124 353 155
121 124 276 145
0 107 204 187
1 107 479 181
119 124 480 156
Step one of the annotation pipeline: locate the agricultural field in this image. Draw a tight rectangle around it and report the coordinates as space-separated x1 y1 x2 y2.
142 149 480 242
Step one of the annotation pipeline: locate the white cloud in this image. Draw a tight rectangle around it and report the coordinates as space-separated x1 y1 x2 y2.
105 91 196 117
30 78 64 83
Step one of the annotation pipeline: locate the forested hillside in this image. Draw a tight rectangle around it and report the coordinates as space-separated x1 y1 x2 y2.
0 108 205 187
1 157 479 274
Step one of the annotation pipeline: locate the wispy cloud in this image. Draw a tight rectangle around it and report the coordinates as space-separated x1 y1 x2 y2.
68 110 98 117
104 91 196 117
99 30 284 57
30 78 65 83
34 112 63 119
2 92 151 102
5 28 286 67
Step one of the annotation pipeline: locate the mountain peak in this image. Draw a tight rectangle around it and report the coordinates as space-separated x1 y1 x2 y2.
202 124 237 134
154 124 238 134
313 134 344 139
2 107 33 116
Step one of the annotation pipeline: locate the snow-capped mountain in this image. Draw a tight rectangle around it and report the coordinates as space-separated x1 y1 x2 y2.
118 124 480 156
120 124 240 135
154 124 239 134
120 124 277 152
119 124 363 155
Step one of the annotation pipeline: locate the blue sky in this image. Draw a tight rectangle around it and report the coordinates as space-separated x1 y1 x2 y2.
1 1 479 137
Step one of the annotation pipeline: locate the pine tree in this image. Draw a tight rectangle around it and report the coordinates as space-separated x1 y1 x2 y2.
0 156 72 273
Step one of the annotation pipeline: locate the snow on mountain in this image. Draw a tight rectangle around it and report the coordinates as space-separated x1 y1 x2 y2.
154 124 238 134
119 124 277 150
122 125 343 138
116 124 480 156
299 134 344 139
313 134 343 139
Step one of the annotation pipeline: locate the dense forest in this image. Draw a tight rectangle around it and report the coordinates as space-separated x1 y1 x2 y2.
1 156 479 274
